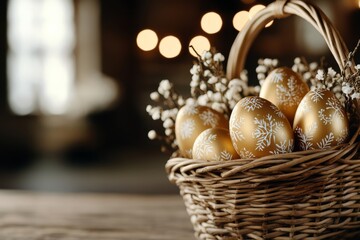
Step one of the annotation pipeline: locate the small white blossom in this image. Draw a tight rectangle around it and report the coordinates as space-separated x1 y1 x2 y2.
356 64 360 70
225 89 241 102
161 110 170 121
264 58 272 65
309 62 318 71
197 94 209 105
200 82 207 91
254 85 261 93
190 65 200 74
294 57 301 64
163 91 170 99
148 130 157 140
303 72 312 81
229 100 237 109
165 129 172 136
212 92 222 102
256 65 267 73
316 69 325 80
215 82 226 92
170 108 178 116
213 53 225 62
152 111 160 120
351 92 360 99
211 102 225 113
335 92 343 100
192 74 200 82
202 51 212 60
346 60 353 67
146 105 152 113
163 118 174 128
298 64 305 72
257 73 265 81
203 70 211 77
229 78 242 87
150 92 160 101
272 59 279 67
208 76 218 84
186 98 196 105
177 96 185 106
190 80 199 88
159 79 171 92
327 67 336 78
342 83 354 95
240 70 248 80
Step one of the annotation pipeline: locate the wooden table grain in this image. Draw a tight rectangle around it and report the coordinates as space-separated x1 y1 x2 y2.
0 191 195 240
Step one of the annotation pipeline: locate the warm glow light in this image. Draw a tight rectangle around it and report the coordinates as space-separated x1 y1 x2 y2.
159 36 181 58
189 35 210 57
265 20 274 28
249 4 265 19
201 12 223 34
248 5 273 28
233 11 249 31
137 29 158 51
358 0 360 8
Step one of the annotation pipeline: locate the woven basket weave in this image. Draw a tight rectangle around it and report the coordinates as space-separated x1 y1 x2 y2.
166 0 360 239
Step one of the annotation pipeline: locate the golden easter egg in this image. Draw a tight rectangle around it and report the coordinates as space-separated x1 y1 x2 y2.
229 96 294 158
175 104 228 158
259 67 310 125
192 128 239 161
293 88 349 151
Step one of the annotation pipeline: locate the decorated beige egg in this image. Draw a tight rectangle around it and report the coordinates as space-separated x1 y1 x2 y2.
229 96 294 158
260 67 310 125
175 104 228 158
193 128 239 161
293 88 349 151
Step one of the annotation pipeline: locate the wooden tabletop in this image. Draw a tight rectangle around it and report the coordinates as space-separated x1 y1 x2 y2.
0 191 195 240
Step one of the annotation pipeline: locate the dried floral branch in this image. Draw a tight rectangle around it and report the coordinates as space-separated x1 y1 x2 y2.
146 48 259 154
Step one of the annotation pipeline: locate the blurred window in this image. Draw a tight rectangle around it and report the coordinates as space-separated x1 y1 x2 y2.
7 0 75 115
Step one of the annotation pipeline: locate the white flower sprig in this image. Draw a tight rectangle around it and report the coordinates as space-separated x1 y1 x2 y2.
189 46 259 118
256 58 279 86
146 79 185 155
290 40 360 126
291 57 346 104
340 40 360 101
147 48 262 155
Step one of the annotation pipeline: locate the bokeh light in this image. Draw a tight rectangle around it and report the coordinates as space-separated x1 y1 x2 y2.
248 4 273 28
136 29 158 51
189 35 210 57
201 12 223 34
159 36 181 58
233 11 249 31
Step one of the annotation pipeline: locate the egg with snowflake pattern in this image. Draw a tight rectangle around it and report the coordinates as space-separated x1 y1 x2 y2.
175 104 228 158
260 67 309 125
229 96 294 158
193 128 239 161
293 88 349 151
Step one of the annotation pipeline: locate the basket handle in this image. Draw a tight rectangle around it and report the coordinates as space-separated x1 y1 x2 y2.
226 0 352 80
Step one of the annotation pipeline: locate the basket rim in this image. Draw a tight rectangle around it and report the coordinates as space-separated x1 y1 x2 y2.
166 139 360 180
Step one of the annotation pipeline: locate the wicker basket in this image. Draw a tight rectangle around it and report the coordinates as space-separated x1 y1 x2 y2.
166 0 360 239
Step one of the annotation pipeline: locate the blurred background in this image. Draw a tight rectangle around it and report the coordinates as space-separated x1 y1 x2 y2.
0 0 359 194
